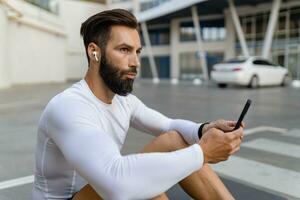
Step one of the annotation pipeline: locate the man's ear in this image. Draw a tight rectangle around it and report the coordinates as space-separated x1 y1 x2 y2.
87 42 101 63
92 51 99 62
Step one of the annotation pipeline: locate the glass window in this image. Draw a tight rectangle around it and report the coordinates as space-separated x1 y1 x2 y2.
241 17 252 35
224 59 247 64
253 60 264 65
111 0 130 3
179 52 223 79
275 14 286 39
278 14 286 31
288 55 298 78
179 19 226 42
23 0 59 14
253 60 273 66
255 15 263 39
254 13 269 41
290 10 300 39
140 28 170 45
180 26 196 42
180 52 202 79
140 0 170 11
277 54 285 67
141 56 170 78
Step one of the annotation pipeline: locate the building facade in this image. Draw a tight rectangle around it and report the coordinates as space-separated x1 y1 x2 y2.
132 0 300 81
0 0 299 88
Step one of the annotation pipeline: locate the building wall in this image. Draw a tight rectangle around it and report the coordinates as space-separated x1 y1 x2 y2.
0 0 107 89
8 20 66 84
0 0 67 88
0 4 10 88
60 0 106 80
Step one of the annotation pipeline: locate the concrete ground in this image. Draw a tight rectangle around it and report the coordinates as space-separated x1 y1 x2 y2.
0 79 299 200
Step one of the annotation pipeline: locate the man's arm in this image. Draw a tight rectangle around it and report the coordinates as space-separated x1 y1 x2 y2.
129 95 202 144
129 95 242 145
47 98 204 199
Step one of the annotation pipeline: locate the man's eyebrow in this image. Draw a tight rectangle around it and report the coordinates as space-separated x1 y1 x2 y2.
117 43 143 51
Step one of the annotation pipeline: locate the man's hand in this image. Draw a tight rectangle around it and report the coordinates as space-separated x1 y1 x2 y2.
202 119 245 134
199 127 243 164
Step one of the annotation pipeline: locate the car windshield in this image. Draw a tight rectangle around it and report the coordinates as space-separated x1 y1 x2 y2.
222 58 247 64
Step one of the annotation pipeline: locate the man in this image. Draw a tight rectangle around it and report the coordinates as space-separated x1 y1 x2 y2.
32 9 244 200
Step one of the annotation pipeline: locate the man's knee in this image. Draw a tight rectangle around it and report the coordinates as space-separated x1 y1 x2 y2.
141 131 189 153
161 130 189 151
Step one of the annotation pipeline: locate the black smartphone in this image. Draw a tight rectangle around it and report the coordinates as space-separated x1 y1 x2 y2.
233 99 252 130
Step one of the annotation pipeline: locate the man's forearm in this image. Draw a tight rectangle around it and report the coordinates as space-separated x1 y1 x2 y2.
168 119 201 144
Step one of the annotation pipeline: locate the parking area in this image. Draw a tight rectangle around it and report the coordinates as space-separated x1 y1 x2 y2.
0 80 299 200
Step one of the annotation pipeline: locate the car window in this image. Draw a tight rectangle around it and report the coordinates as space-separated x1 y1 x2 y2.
223 59 247 64
253 60 265 65
253 60 275 66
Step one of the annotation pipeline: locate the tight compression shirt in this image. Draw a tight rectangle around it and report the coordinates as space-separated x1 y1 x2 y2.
32 79 204 200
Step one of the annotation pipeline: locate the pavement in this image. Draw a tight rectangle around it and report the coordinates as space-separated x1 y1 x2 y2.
0 79 299 200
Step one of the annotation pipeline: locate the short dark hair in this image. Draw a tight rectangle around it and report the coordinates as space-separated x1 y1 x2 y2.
80 9 139 65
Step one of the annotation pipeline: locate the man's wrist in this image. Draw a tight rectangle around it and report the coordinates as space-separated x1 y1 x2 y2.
198 122 210 139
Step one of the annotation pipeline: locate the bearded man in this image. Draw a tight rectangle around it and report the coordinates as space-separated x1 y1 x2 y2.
32 9 244 200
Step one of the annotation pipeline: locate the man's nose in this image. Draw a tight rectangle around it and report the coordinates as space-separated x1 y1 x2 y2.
129 53 140 68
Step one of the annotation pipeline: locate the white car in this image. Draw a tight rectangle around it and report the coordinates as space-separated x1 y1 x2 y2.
211 57 291 88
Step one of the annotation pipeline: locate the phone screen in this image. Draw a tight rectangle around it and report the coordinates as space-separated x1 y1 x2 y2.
233 99 252 130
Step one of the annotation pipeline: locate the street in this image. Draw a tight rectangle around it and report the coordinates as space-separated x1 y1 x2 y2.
0 80 299 199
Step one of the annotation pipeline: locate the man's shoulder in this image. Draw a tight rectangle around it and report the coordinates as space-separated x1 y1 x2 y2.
45 82 94 116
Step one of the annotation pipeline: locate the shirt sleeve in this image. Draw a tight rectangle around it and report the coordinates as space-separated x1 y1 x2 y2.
46 97 204 200
129 95 202 144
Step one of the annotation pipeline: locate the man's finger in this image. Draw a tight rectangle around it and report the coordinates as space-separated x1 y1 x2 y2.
219 123 234 131
226 121 236 127
216 120 236 131
234 127 243 138
227 127 243 140
241 121 246 128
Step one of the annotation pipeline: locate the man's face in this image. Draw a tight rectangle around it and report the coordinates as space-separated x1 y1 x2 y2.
99 25 142 96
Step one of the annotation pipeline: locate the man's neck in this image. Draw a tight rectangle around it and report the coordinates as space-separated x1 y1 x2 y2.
84 68 115 104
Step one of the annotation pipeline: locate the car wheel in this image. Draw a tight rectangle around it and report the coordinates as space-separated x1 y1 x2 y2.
281 74 291 87
249 76 259 88
217 83 227 88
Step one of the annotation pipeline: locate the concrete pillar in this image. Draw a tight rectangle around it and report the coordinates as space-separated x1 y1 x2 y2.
106 0 113 8
224 10 236 60
284 10 289 68
228 0 250 58
262 0 281 59
298 45 300 79
191 6 209 81
141 22 159 83
250 16 256 55
170 19 179 84
132 0 140 15
0 3 10 88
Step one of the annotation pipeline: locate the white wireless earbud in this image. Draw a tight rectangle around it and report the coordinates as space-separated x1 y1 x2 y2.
92 51 99 62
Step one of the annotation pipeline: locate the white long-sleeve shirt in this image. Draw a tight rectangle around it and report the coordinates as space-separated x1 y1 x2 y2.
32 79 204 200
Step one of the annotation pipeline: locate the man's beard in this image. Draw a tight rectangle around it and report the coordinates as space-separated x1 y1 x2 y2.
99 53 137 96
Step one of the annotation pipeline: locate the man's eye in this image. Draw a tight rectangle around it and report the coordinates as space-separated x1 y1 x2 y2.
120 48 129 53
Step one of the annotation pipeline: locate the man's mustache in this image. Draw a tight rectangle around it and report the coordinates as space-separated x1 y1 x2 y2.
122 67 137 74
